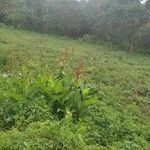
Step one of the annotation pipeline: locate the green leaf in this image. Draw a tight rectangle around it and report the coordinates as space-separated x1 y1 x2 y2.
48 77 55 88
55 80 63 94
5 92 23 101
83 98 97 106
82 88 90 97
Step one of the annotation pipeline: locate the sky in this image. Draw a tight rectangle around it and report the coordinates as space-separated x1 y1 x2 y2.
76 0 148 2
141 0 148 4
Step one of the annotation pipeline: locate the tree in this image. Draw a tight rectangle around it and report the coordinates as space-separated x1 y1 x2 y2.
0 0 149 51
90 0 146 49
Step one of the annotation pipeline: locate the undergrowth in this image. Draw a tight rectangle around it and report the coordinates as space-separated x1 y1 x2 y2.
0 62 149 150
0 27 149 149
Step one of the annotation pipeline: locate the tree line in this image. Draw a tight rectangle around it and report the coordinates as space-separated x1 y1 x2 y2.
0 0 150 52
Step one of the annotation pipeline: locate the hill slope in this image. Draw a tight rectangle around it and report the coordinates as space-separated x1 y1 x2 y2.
0 26 150 149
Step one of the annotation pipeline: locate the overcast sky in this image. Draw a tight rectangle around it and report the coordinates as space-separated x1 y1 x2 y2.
141 0 148 4
76 0 148 3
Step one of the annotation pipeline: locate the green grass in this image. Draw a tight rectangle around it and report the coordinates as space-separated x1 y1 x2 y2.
0 26 150 149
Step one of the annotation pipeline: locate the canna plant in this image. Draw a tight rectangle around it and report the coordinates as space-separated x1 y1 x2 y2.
37 65 97 121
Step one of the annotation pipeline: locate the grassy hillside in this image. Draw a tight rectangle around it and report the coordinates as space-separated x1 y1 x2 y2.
0 26 150 149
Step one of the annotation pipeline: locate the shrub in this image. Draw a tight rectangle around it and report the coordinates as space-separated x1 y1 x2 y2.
79 34 93 43
0 11 8 23
0 112 90 150
0 65 97 130
138 23 150 53
38 67 97 121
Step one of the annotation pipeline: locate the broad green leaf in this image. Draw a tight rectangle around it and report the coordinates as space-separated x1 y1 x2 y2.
82 88 90 97
48 77 55 88
83 98 97 106
55 80 63 94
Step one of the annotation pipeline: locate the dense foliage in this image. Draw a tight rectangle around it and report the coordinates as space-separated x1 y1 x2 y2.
0 60 149 150
0 26 150 149
0 0 150 52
